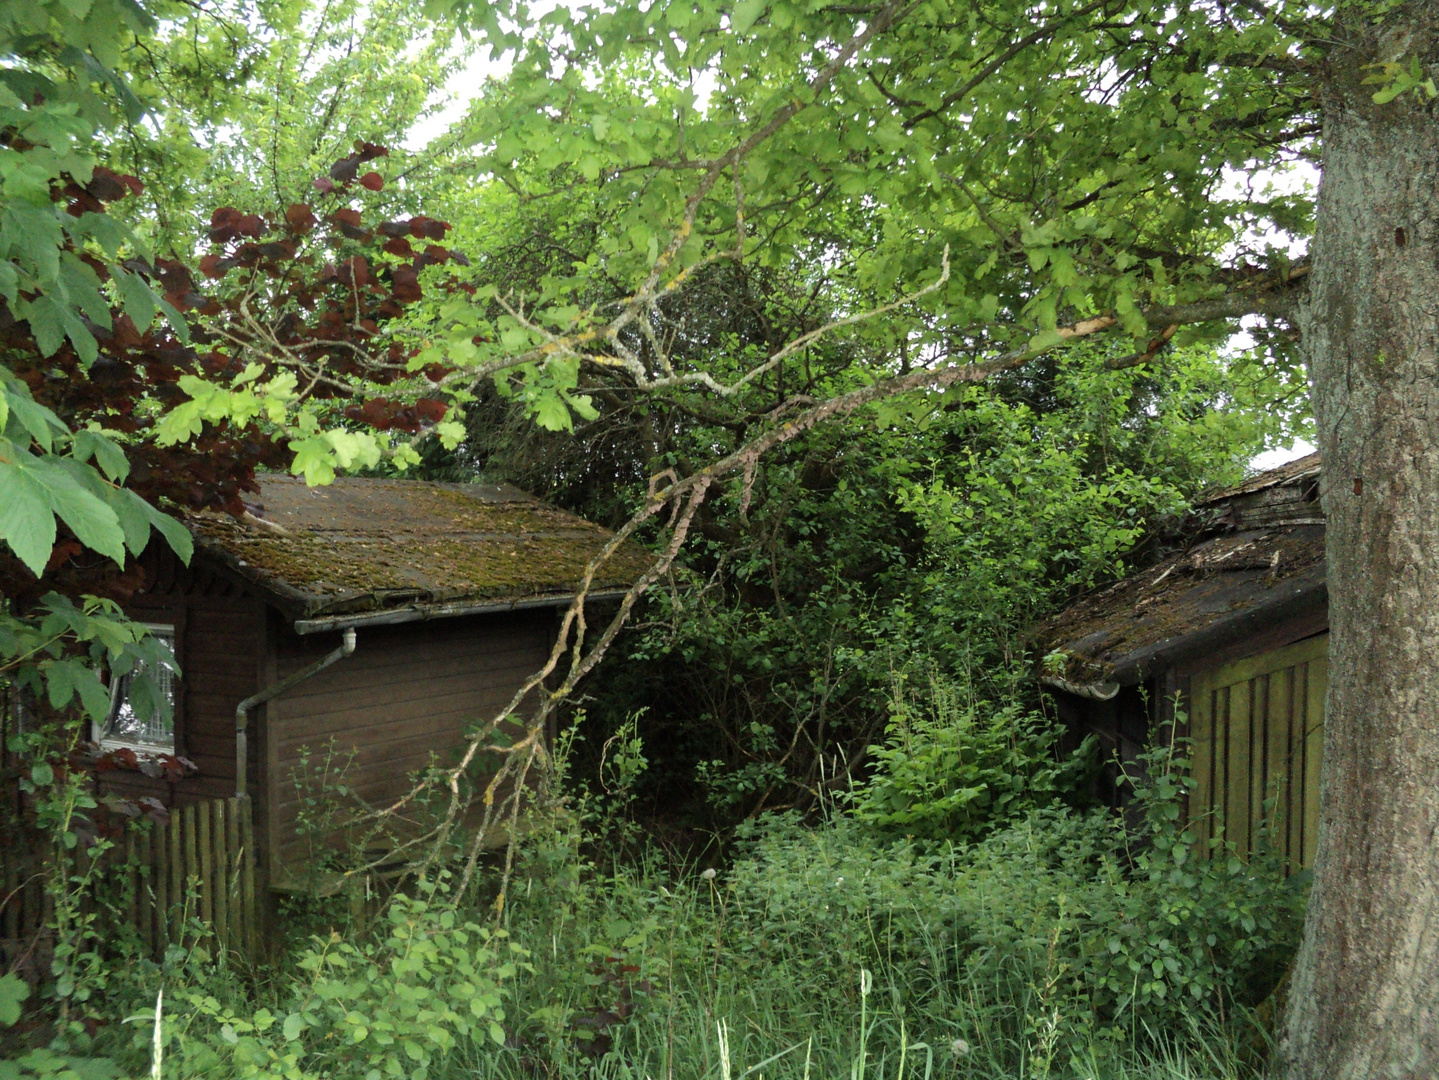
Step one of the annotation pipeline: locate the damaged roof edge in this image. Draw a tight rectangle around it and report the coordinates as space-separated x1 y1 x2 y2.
1041 674 1121 701
1046 563 1327 697
1198 451 1322 505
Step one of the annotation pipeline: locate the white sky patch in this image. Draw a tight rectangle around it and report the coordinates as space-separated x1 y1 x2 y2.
404 0 722 151
403 44 511 150
1252 439 1317 471
1217 160 1318 262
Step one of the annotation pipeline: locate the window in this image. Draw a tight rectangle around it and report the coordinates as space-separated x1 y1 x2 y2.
97 623 177 753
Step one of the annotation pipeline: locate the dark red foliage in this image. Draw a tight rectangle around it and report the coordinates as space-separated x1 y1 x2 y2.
0 142 463 607
285 203 318 234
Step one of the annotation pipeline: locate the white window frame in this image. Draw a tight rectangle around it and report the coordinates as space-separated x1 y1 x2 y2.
95 622 178 755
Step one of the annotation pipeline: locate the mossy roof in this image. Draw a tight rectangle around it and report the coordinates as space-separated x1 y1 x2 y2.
1034 455 1328 693
189 476 652 619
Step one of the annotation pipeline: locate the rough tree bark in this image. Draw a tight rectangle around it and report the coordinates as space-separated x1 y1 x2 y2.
1282 5 1439 1076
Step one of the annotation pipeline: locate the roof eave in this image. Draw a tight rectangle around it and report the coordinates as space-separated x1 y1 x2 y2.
291 590 631 635
1045 562 1328 695
191 533 319 617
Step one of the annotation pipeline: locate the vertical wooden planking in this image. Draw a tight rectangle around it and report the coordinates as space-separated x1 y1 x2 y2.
1185 635 1329 873
227 798 242 955
168 807 183 946
1219 682 1241 856
124 830 138 947
1271 663 1298 870
213 800 228 957
1213 683 1227 851
154 818 169 951
138 828 154 955
183 804 199 947
1249 675 1272 862
197 803 213 942
241 797 256 960
1189 674 1214 856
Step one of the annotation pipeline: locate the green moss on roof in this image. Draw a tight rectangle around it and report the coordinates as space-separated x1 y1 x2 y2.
190 476 652 617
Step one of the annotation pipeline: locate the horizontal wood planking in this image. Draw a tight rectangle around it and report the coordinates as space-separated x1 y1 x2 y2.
275 623 549 690
275 674 539 736
268 614 553 877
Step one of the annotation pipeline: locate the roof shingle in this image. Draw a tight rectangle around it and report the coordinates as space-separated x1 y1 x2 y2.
190 476 652 622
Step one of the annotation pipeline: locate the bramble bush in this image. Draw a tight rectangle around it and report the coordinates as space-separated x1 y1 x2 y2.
136 880 523 1080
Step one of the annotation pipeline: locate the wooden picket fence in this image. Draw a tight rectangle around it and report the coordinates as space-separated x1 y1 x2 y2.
1 796 258 966
122 796 258 959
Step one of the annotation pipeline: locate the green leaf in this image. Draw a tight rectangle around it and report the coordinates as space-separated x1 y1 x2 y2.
140 501 193 565
113 266 157 331
4 391 64 452
0 972 29 1027
1026 329 1067 353
282 1012 306 1041
72 429 130 482
35 459 126 565
289 435 337 486
0 459 58 575
532 395 573 432
108 487 152 557
732 0 766 32
156 295 190 344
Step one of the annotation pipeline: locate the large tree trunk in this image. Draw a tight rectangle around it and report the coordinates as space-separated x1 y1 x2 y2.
1281 6 1439 1077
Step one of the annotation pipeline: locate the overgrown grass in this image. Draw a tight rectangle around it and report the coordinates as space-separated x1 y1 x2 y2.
25 804 1293 1080
11 714 1299 1080
452 809 1288 1080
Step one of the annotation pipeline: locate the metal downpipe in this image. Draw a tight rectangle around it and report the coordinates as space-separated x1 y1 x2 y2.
234 628 356 798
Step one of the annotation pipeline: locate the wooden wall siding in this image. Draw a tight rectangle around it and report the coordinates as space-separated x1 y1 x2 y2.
1188 633 1328 872
267 612 554 879
178 597 264 800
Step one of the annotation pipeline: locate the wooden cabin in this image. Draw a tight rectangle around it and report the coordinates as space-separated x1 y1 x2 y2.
89 475 650 892
1034 453 1327 872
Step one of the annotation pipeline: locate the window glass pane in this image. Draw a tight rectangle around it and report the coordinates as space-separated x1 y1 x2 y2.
103 625 176 751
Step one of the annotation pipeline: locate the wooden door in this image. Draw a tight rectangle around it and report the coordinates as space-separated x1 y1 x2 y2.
1188 633 1327 872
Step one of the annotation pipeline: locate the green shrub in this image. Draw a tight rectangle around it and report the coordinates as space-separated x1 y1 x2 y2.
851 670 1098 844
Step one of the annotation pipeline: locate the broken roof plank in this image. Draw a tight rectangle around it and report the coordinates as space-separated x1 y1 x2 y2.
1035 453 1331 694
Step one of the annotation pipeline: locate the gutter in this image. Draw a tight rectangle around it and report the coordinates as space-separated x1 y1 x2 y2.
1041 675 1121 701
234 628 356 798
292 590 629 635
